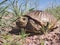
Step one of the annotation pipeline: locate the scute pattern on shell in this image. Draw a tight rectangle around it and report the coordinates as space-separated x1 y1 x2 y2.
26 19 42 33
25 10 57 27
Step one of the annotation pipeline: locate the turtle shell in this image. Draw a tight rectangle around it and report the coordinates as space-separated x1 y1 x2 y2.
24 10 57 29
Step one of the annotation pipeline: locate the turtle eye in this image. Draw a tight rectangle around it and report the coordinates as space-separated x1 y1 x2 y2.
23 18 26 20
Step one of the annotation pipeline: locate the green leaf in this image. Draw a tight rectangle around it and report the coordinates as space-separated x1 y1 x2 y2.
0 0 7 5
29 8 34 11
0 6 8 13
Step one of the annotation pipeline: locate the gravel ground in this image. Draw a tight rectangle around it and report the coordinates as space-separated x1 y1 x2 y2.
0 28 60 45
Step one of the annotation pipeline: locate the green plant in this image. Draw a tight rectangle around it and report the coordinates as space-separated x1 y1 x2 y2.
45 6 60 20
40 22 52 34
9 0 22 16
0 0 8 17
0 0 10 28
20 28 29 39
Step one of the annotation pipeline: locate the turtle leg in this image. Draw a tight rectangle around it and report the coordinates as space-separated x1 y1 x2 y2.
26 19 41 33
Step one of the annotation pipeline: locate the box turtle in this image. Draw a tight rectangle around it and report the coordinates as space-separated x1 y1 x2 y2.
16 10 57 33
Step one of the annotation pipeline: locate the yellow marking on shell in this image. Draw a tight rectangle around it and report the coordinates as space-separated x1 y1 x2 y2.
48 24 54 29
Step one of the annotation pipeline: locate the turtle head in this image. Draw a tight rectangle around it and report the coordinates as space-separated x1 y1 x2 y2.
16 16 28 28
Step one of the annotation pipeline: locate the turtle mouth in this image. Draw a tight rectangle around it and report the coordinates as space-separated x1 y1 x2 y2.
19 21 26 25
